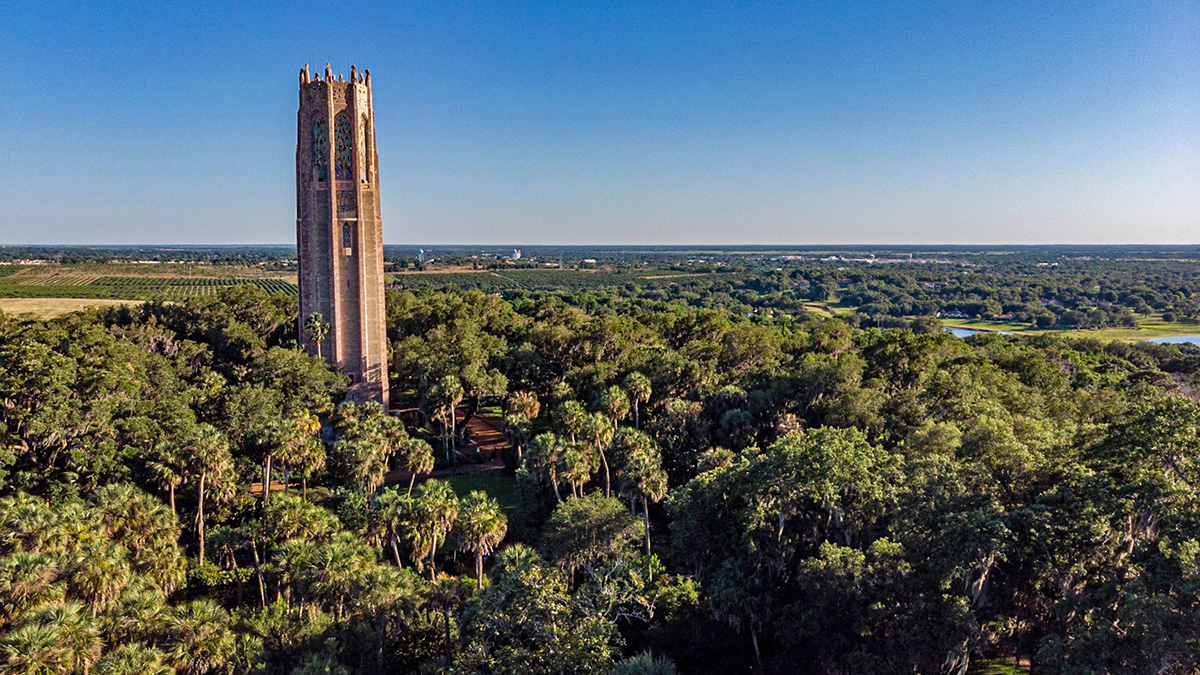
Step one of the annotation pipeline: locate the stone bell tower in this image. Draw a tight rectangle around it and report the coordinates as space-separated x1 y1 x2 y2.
296 63 388 404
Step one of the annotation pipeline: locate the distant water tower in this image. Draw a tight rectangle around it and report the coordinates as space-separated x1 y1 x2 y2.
295 63 389 405
418 249 425 263
512 249 521 260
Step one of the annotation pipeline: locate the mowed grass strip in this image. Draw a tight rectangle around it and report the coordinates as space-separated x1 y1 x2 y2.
0 298 143 319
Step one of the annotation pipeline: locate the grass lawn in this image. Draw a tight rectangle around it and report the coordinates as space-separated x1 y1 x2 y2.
941 318 1034 333
803 300 854 317
941 315 1200 342
0 297 143 318
1059 315 1200 340
444 474 521 521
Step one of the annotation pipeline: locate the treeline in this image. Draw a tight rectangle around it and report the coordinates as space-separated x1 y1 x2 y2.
1 285 1200 673
387 257 1200 331
829 260 1200 326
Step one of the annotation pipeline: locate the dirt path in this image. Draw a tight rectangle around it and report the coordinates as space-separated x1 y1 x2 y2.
252 411 511 497
383 412 508 487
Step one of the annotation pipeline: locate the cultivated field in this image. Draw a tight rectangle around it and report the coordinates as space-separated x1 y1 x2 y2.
0 297 144 319
0 263 297 301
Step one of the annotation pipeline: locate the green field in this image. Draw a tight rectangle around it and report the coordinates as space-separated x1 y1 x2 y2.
0 297 144 318
444 474 521 522
941 315 1200 341
0 264 296 301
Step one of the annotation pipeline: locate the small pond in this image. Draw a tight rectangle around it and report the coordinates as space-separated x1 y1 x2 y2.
1147 335 1200 346
944 327 1200 346
944 327 1012 338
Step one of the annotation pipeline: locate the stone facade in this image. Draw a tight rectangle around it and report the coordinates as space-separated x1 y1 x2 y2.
296 64 389 404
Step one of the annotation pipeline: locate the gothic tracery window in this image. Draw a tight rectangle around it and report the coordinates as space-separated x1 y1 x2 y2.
337 190 356 218
334 114 353 180
360 114 371 184
311 116 328 181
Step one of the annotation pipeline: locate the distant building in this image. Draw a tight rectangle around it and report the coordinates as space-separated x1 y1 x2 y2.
295 64 389 404
512 249 521 260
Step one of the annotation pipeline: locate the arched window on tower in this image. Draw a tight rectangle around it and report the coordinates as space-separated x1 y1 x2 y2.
334 114 353 180
360 114 372 184
311 116 328 181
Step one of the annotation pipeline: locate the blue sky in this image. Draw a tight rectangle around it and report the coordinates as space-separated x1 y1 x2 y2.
0 1 1196 245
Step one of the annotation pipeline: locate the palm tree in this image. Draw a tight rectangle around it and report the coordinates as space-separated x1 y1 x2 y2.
415 480 459 582
624 372 652 430
505 390 540 419
0 551 61 626
207 526 246 607
600 385 631 430
261 493 340 546
379 412 409 459
238 521 268 608
295 534 372 619
304 312 329 359
164 599 235 675
133 538 186 596
146 442 185 516
368 488 415 567
582 412 616 497
94 644 174 675
289 432 326 498
0 494 57 556
270 409 324 498
612 651 678 675
427 577 466 663
332 438 388 497
560 441 598 498
17 601 102 675
492 543 540 577
103 583 169 647
64 538 132 616
502 414 532 460
553 401 588 442
619 443 668 581
184 424 231 564
454 491 508 590
0 621 66 675
525 433 564 501
399 439 435 497
433 376 465 462
92 483 178 553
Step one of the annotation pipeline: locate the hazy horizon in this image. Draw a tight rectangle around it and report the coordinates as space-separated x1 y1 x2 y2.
2 1 1196 246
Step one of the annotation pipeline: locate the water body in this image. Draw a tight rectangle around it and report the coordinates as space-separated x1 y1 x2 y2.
944 327 1013 338
1147 335 1200 346
945 327 1200 346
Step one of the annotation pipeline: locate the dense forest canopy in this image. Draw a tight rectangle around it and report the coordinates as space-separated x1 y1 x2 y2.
0 277 1199 674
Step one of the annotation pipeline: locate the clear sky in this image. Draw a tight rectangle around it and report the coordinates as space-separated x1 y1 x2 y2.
1 1 1196 245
